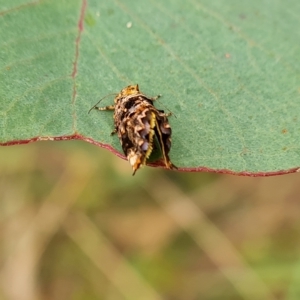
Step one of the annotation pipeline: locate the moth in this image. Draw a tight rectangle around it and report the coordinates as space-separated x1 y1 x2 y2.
89 84 177 175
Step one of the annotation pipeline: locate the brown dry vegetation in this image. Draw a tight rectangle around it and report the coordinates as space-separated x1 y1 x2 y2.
1 141 300 300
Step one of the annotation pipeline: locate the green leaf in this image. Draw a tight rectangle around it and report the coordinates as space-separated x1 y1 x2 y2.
1 0 300 175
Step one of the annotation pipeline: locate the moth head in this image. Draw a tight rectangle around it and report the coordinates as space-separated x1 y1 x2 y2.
119 84 140 98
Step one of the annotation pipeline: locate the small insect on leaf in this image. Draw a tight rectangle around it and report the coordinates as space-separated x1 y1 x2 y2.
89 84 177 175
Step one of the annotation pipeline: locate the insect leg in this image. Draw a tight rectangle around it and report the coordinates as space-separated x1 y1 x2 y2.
94 105 115 111
150 94 162 101
110 128 117 135
158 110 172 117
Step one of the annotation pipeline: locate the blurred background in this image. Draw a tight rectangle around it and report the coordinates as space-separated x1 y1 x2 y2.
1 141 300 300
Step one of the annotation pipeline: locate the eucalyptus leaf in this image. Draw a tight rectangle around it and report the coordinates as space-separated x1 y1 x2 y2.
1 0 299 175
